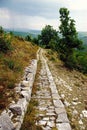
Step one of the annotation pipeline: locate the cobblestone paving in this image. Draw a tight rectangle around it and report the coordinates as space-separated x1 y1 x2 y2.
32 49 71 130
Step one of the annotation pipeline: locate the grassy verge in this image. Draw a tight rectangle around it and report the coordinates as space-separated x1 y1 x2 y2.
0 33 38 112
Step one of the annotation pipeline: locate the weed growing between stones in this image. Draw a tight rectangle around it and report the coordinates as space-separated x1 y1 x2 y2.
21 57 42 130
20 99 39 130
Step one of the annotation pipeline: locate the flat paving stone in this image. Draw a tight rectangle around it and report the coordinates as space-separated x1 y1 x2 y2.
56 123 71 130
43 117 49 121
56 113 69 123
55 107 66 115
39 120 47 126
47 121 55 128
30 49 71 130
53 99 64 108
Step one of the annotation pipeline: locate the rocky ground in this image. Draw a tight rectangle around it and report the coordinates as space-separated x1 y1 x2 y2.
21 49 71 130
44 49 87 130
20 48 87 130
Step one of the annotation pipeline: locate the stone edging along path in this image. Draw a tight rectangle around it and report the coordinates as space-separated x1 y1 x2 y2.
40 49 71 130
0 49 40 130
0 48 71 130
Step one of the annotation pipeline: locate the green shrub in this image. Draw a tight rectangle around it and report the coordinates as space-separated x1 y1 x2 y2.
4 58 22 72
25 35 31 41
76 52 87 73
47 50 53 55
0 26 4 34
65 53 77 69
0 37 12 53
7 81 15 89
50 56 55 61
4 59 15 70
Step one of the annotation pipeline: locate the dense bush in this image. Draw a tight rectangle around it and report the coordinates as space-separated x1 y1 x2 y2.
75 52 87 73
0 26 4 34
0 37 12 53
25 35 32 41
0 27 13 53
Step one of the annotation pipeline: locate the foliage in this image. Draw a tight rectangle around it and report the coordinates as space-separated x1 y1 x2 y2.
59 8 82 60
32 37 39 45
0 30 13 53
4 58 15 70
38 25 59 49
0 26 4 34
75 51 87 73
59 8 83 69
25 35 32 41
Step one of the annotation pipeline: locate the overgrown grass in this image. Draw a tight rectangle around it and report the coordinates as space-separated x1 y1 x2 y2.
20 99 39 130
0 29 38 111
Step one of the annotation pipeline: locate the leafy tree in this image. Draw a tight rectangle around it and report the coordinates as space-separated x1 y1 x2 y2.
39 25 59 48
59 8 83 67
0 26 4 34
32 37 39 45
25 35 32 41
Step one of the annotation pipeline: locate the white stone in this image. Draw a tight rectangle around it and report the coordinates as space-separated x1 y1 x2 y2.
39 120 47 126
56 113 69 123
64 100 70 107
21 80 29 87
9 104 22 115
82 110 87 118
47 121 55 127
55 107 66 115
72 109 78 116
17 98 28 112
0 111 14 130
43 117 49 121
72 101 78 105
73 97 78 102
53 99 64 108
56 123 71 130
20 91 31 101
61 94 65 98
79 119 83 125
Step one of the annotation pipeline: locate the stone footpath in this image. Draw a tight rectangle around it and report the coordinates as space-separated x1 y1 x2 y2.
0 49 71 130
32 49 71 130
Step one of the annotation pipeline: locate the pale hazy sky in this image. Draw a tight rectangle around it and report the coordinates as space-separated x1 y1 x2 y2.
0 0 87 31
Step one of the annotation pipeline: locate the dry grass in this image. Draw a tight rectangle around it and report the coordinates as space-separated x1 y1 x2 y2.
45 49 87 130
0 36 38 112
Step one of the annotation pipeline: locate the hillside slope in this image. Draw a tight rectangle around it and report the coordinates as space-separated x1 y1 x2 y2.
45 49 87 130
0 35 38 113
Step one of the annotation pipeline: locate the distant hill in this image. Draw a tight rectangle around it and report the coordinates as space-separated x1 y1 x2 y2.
78 32 87 45
5 29 87 46
77 32 87 52
5 29 41 38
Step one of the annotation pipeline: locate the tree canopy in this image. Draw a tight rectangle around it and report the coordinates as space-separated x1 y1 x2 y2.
39 25 59 49
59 8 83 65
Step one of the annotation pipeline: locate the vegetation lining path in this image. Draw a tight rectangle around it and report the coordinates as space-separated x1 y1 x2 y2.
21 49 71 130
45 49 87 130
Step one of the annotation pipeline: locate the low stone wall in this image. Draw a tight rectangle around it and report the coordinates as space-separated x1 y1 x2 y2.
0 59 38 130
